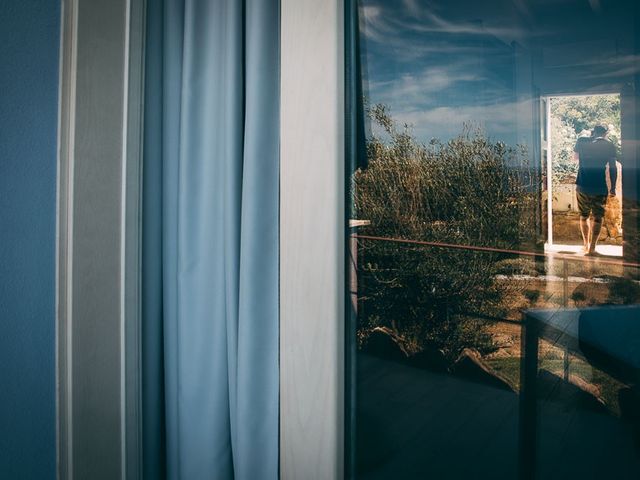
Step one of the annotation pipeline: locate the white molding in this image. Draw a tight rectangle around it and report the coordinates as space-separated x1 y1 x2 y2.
280 0 345 479
123 1 146 478
56 0 145 478
56 1 78 477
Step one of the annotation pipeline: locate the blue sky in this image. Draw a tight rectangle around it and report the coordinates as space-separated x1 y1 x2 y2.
359 0 639 146
359 0 529 145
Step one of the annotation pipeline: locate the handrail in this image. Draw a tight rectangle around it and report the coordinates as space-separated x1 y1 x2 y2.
353 233 639 382
353 234 640 269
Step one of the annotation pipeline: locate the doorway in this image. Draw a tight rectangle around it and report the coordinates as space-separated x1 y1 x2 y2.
543 93 623 257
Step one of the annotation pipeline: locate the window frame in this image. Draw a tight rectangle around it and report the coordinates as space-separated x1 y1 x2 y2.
57 0 348 478
56 0 145 478
279 0 346 478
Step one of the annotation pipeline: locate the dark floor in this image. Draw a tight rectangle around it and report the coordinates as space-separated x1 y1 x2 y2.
356 353 640 480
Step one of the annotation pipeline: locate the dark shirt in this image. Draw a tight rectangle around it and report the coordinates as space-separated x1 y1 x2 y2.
574 137 617 195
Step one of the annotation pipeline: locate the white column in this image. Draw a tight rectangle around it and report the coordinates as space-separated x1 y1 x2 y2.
280 0 345 478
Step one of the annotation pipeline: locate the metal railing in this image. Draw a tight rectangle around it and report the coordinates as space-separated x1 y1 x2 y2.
353 233 639 309
350 232 640 381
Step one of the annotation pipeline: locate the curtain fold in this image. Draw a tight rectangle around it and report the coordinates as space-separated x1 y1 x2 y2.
142 1 280 479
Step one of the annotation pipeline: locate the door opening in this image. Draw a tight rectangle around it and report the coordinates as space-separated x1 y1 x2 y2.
543 93 623 257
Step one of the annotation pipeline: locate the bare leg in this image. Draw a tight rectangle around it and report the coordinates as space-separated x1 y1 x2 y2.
588 217 603 254
579 216 590 253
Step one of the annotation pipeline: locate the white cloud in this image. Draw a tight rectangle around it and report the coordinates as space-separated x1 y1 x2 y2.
362 0 528 45
368 62 485 112
359 1 531 68
583 55 640 80
388 100 533 143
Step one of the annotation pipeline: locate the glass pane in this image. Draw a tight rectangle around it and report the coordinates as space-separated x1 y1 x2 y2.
348 1 640 478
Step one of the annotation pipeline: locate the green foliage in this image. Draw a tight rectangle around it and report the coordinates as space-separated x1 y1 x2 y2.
607 277 640 305
523 289 541 304
571 290 587 303
552 94 620 135
550 95 621 186
354 105 537 360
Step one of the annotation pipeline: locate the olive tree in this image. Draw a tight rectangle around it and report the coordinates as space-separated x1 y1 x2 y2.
354 105 537 361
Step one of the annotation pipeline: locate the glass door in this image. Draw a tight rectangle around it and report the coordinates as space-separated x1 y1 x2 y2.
347 1 640 478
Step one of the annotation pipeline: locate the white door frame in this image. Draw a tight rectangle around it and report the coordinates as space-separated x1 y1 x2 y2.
544 96 554 245
542 91 622 249
280 1 345 478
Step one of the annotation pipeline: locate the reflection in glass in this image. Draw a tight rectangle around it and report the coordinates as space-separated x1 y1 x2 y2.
349 1 640 479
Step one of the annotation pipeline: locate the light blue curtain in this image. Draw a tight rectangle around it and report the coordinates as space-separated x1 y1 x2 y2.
142 1 280 479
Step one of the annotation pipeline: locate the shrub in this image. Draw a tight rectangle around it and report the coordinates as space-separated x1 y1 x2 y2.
523 289 541 304
354 105 537 361
607 277 640 305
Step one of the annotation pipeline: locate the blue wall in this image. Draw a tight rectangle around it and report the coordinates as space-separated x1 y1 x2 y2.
0 1 60 478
